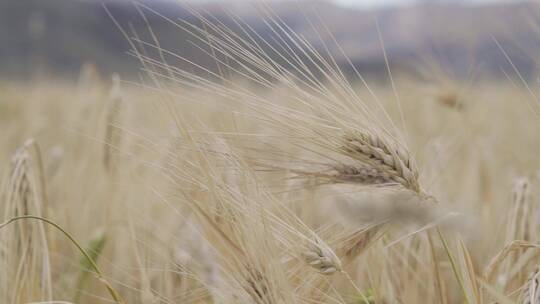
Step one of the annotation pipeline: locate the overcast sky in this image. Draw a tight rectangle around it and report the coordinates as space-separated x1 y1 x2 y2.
334 0 517 9
178 0 525 10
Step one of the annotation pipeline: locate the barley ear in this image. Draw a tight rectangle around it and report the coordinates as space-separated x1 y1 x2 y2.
522 267 540 304
303 235 342 275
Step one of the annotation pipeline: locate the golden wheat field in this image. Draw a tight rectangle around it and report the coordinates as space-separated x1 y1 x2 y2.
3 5 540 304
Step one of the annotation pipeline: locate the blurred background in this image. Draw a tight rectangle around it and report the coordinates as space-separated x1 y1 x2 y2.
3 0 540 83
5 2 540 303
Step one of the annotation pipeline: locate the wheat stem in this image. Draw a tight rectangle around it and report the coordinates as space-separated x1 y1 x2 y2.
0 215 124 304
437 228 470 304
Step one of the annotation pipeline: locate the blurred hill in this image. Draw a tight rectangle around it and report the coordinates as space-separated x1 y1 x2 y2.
2 0 540 81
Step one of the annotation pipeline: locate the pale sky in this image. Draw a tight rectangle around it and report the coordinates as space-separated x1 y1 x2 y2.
185 0 526 9
334 0 519 9
334 0 414 8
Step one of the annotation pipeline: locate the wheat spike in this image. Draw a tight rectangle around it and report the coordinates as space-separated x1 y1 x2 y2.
1 140 52 303
338 130 420 193
103 73 124 171
337 224 384 263
507 177 531 242
303 236 342 275
522 267 540 304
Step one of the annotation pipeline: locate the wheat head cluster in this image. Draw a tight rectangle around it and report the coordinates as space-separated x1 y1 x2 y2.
2 7 540 304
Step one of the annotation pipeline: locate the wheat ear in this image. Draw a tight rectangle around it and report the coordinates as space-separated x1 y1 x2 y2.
302 235 342 275
337 130 420 193
522 267 540 304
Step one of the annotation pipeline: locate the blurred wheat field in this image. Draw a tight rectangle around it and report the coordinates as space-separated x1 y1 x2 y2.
2 11 540 304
